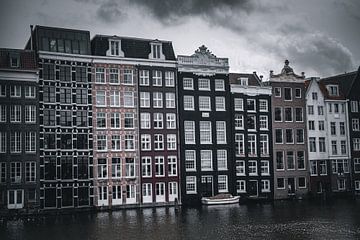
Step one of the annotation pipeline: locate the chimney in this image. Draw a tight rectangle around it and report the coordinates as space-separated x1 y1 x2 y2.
30 25 34 51
301 72 305 78
260 75 263 81
270 70 273 77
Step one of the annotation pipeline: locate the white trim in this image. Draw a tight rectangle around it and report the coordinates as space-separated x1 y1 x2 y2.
0 71 38 82
231 84 272 96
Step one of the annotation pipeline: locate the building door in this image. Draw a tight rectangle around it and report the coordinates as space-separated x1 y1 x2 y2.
248 180 258 197
97 186 108 206
288 178 295 194
201 176 213 197
8 190 24 209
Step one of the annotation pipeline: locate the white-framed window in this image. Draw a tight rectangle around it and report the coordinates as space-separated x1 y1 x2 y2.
276 151 284 170
25 132 36 153
166 92 176 108
96 112 106 129
10 132 21 153
97 135 107 151
235 133 244 156
354 158 360 173
140 113 151 129
310 160 317 176
340 122 345 135
186 176 197 194
183 96 194 110
332 159 349 173
328 85 339 96
166 113 176 129
123 69 133 85
318 106 324 115
198 79 210 91
235 114 244 130
247 115 256 131
155 156 165 177
0 132 6 153
297 151 305 170
247 99 256 112
355 181 360 191
165 71 175 87
199 96 211 111
0 105 6 122
110 112 121 129
125 158 135 177
318 121 325 131
25 105 36 123
95 67 105 83
184 121 195 144
239 77 248 86
215 97 225 111
248 160 257 176
285 107 293 121
351 101 359 112
260 134 269 156
0 85 6 97
140 70 150 86
167 134 177 150
154 134 164 150
200 150 213 171
259 99 268 112
153 70 162 86
168 156 177 176
153 92 163 108
277 178 285 189
123 92 134 107
109 68 119 84
153 113 164 129
25 162 36 182
124 135 135 151
111 158 122 178
142 183 152 201
140 92 150 108
275 129 283 144
260 161 270 176
216 121 226 144
274 107 282 122
185 150 196 171
25 86 36 98
97 158 107 179
261 180 270 192
183 78 193 90
259 115 268 130
319 160 327 175
10 162 21 183
236 180 246 193
354 138 360 151
352 118 360 131
156 182 166 202
10 85 21 97
274 87 281 97
10 105 21 123
141 134 151 151
142 157 152 177
341 140 347 154
200 121 212 144
287 151 295 170
295 88 301 98
110 91 120 107
215 79 225 91
298 177 306 189
284 87 292 100
218 175 228 193
248 134 257 156
217 149 227 170
96 91 106 106
285 129 294 144
109 40 121 56
236 160 245 176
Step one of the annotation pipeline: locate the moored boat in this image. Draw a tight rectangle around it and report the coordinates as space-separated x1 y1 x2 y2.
201 194 240 205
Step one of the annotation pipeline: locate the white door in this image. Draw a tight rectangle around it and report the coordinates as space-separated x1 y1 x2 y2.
98 186 109 206
142 183 152 203
112 185 122 205
126 185 136 204
156 182 166 203
168 182 178 202
8 189 24 209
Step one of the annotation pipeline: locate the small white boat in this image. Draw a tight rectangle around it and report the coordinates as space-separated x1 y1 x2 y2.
201 194 240 205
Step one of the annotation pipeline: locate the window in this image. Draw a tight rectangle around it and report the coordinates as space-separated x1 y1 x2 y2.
185 150 196 171
25 132 36 153
153 92 163 108
201 150 213 171
240 77 248 86
295 88 301 98
328 85 339 96
10 132 21 153
285 128 293 143
261 161 270 176
60 110 72 127
309 137 316 152
275 129 283 144
296 129 304 144
237 180 246 193
123 69 133 85
109 68 119 84
261 180 271 192
235 134 244 156
312 92 318 100
0 162 6 183
124 113 134 129
285 107 293 122
153 70 162 86
109 91 120 107
198 79 210 90
111 135 121 151
0 105 5 123
340 122 345 135
200 121 212 144
328 103 332 113
166 93 176 108
154 134 164 150
353 138 360 151
153 113 163 129
236 160 245 176
109 40 120 55
235 114 244 129
97 135 107 151
10 105 21 123
247 115 256 130
166 113 176 129
309 121 315 130
0 132 6 153
274 87 281 97
10 162 21 183
259 100 268 112
318 121 325 131
218 175 228 193
112 158 121 178
140 70 150 86
95 68 105 83
298 177 306 188
183 78 193 90
353 119 360 131
76 88 87 104
276 151 284 170
168 156 177 176
287 151 295 170
355 181 360 191
199 96 211 111
247 99 256 112
319 137 326 152
354 159 360 173
123 92 134 107
351 101 359 112
165 71 175 87
25 105 36 123
216 121 226 144
96 112 106 129
183 96 194 110
319 160 327 175
140 113 151 129
248 161 257 176
24 162 36 182
297 151 305 170
96 91 106 106
234 98 244 111
308 105 314 115
155 156 165 177
97 158 107 179
186 176 197 194
275 107 282 122
260 134 269 155
167 134 177 150
217 150 227 170
215 97 225 111
125 135 135 150
277 178 285 189
215 79 225 91
341 140 346 154
248 134 257 156
141 134 151 151
184 121 195 144
284 88 292 100
142 157 152 177
332 159 349 173
110 112 121 129
318 106 324 115
25 86 36 98
125 158 135 177
10 85 21 97
0 85 5 97
330 122 336 135
332 140 338 155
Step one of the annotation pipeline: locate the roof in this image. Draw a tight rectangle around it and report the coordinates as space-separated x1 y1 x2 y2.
319 70 358 99
229 72 262 86
0 48 37 70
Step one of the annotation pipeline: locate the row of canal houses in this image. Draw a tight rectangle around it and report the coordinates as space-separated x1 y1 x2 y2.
0 25 359 212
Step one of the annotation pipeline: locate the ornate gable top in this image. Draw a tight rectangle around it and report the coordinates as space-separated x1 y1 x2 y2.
270 59 305 80
192 45 217 58
281 60 294 74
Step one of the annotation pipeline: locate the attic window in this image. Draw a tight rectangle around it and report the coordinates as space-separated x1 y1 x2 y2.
238 77 248 86
328 85 339 96
10 55 20 68
149 41 164 60
107 39 124 57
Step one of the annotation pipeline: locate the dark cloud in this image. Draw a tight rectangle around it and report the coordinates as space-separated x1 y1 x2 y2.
96 0 125 23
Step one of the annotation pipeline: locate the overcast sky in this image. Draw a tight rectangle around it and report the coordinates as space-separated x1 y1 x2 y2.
0 0 359 78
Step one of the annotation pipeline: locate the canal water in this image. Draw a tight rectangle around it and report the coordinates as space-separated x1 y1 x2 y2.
1 199 360 240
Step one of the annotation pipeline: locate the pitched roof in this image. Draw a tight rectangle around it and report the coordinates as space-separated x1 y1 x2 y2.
229 72 262 86
320 70 358 99
0 48 37 70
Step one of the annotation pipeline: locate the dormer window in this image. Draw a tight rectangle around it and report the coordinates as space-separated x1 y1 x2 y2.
149 41 165 60
107 39 124 57
328 85 339 96
10 54 20 68
239 78 248 86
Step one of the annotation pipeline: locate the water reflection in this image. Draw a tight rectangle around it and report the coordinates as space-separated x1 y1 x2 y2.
1 200 360 240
